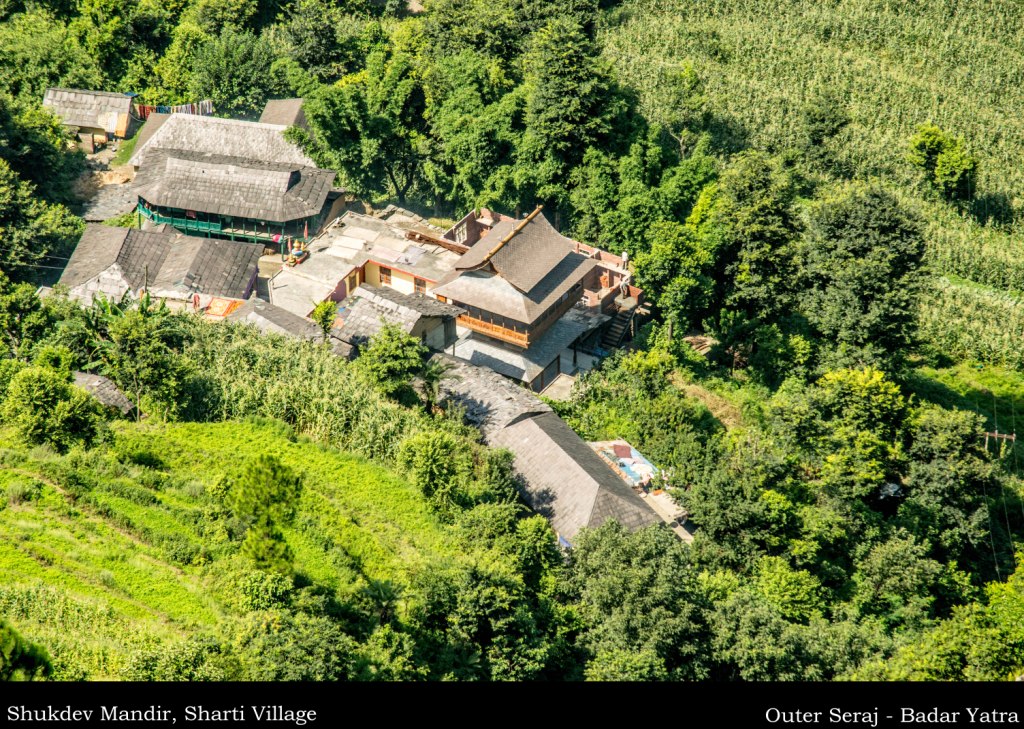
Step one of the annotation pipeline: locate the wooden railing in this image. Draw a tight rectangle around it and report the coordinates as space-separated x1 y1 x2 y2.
457 313 529 347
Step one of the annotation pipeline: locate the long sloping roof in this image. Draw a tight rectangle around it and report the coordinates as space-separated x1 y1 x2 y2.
43 88 132 130
132 149 334 223
60 224 261 300
432 353 661 542
129 114 316 168
490 412 662 541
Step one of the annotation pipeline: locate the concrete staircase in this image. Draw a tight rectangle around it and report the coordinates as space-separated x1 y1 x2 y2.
601 306 635 349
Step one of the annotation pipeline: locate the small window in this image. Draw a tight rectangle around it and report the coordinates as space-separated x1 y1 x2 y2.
380 267 392 285
414 277 427 294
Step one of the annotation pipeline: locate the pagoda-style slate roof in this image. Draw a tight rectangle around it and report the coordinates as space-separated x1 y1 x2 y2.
433 209 597 324
129 113 316 169
455 209 585 292
133 149 335 223
43 88 133 131
432 353 661 542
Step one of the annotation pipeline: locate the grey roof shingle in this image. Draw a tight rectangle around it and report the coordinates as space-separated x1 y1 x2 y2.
259 98 306 128
73 372 135 416
226 297 322 341
433 210 597 324
334 285 462 347
149 236 263 298
43 88 133 130
132 149 335 223
432 353 661 542
356 284 464 319
455 211 580 292
491 412 662 541
60 224 261 301
129 114 316 169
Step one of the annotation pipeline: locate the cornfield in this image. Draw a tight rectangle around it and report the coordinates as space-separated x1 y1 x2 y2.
601 0 1024 360
919 278 1024 368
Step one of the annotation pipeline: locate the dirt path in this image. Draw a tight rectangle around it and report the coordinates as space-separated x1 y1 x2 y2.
670 373 744 429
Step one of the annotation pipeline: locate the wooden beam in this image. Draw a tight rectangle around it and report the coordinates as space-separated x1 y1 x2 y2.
480 205 544 264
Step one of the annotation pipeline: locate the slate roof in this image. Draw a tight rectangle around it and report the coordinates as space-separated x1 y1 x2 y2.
226 296 322 341
133 149 335 223
357 284 464 319
60 225 166 290
129 114 316 168
131 113 170 155
73 372 135 417
455 210 583 292
334 285 463 347
451 307 606 382
431 353 551 439
259 98 306 128
43 88 133 130
432 353 660 542
433 255 595 323
433 209 597 324
493 412 661 541
149 236 263 298
60 223 261 301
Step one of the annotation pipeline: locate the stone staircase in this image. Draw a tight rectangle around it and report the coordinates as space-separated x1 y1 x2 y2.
601 306 635 349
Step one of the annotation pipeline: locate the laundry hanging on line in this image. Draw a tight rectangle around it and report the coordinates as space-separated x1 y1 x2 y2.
134 99 215 121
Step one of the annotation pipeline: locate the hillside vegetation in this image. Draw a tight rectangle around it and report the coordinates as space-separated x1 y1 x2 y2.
2 0 1024 682
0 419 461 679
601 0 1024 364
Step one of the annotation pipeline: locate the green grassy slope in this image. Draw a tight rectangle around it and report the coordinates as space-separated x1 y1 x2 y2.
601 0 1024 361
0 419 454 679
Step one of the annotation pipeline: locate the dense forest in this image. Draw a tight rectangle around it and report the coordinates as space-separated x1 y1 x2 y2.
2 0 1024 681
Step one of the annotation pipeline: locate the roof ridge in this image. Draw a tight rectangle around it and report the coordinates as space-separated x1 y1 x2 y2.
479 205 544 268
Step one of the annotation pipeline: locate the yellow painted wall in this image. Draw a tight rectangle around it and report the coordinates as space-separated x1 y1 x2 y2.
364 261 431 296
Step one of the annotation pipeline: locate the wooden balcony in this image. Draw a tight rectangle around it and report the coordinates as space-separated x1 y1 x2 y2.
457 313 529 347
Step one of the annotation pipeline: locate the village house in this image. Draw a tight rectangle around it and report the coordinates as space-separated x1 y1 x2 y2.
225 296 323 341
128 108 342 245
332 284 464 352
264 205 643 392
433 353 663 546
56 223 262 309
432 207 644 392
43 88 137 153
267 208 462 317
